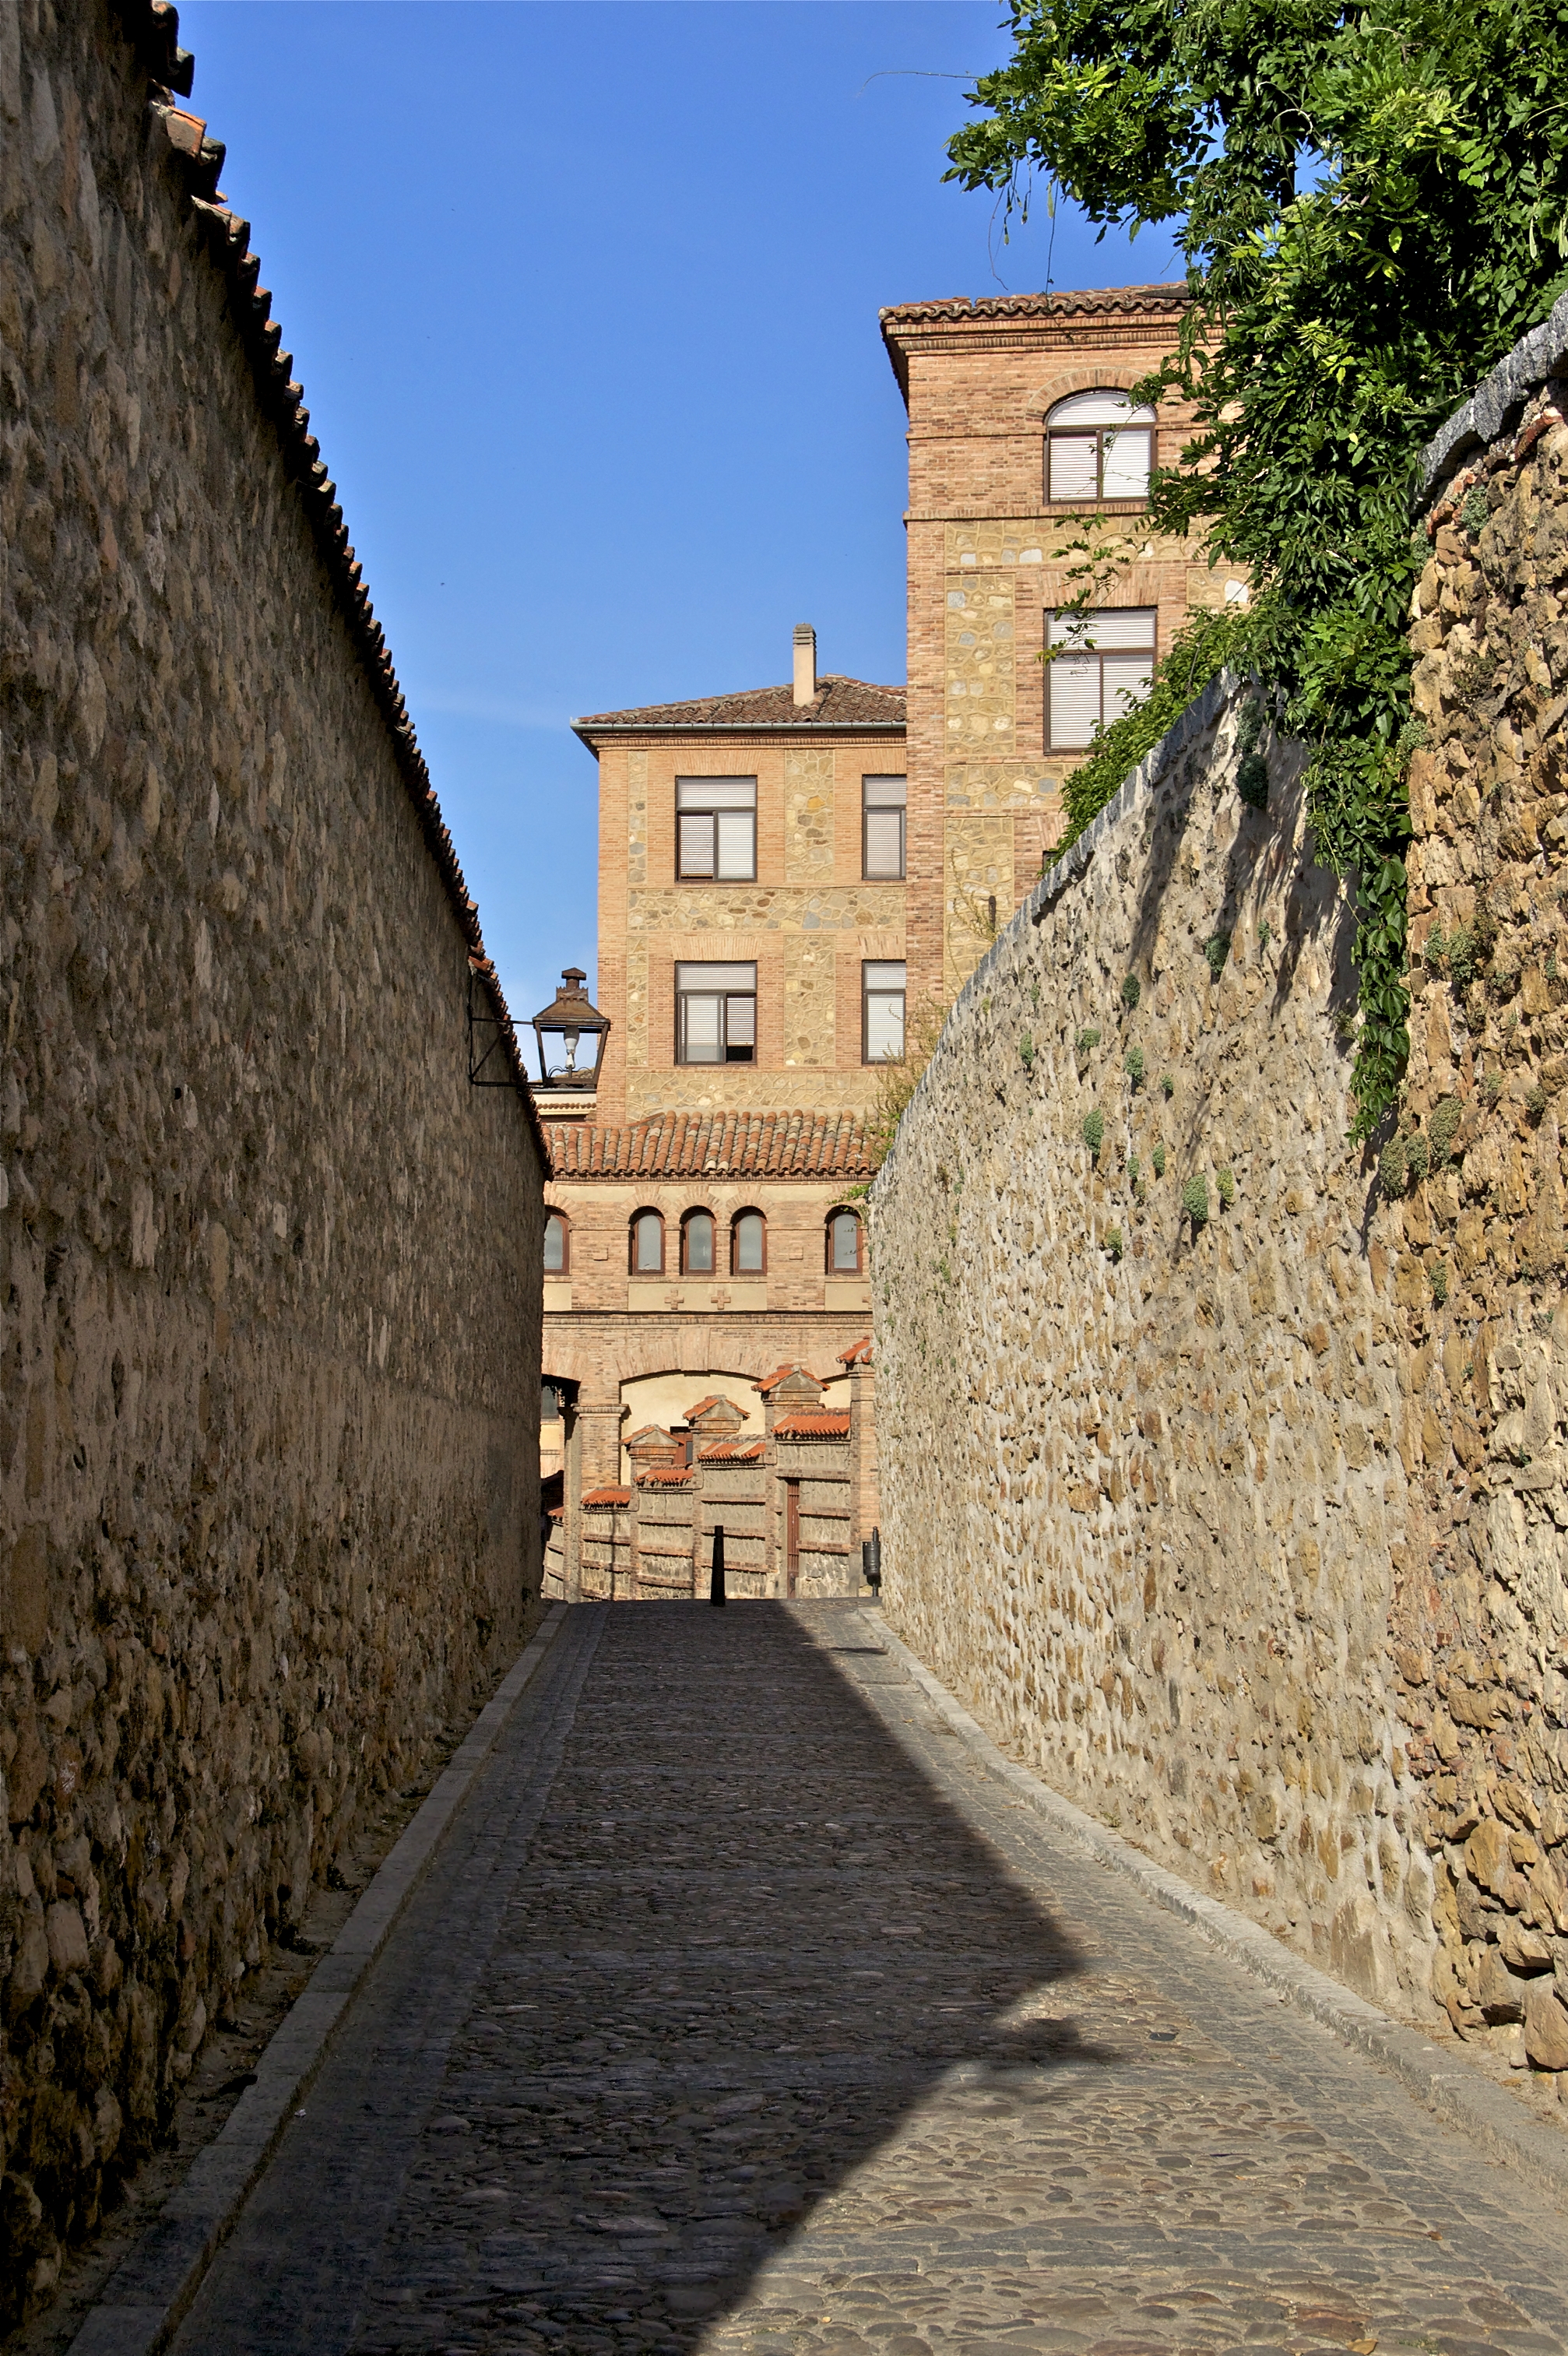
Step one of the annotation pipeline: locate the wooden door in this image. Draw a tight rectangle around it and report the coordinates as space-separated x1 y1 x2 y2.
785 1480 800 1598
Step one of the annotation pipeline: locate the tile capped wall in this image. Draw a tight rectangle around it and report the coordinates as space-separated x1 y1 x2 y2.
0 0 543 2305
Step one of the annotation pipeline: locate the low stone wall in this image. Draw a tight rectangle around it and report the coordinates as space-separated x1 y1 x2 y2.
873 292 1568 2076
0 0 543 2311
871 682 1433 2006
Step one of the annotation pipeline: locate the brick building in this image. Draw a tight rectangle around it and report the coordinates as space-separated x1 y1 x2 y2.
536 630 902 1598
879 285 1248 1011
540 283 1238 1596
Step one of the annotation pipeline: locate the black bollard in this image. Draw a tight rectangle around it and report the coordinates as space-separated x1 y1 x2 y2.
709 1524 726 1607
865 1526 883 1602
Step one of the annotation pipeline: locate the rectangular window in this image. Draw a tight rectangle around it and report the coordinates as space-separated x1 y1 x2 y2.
863 960 906 1064
676 962 757 1064
1045 609 1157 751
676 777 757 881
863 775 907 881
1047 426 1153 504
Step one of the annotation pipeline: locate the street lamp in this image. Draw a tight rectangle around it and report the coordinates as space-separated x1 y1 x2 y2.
530 968 610 1093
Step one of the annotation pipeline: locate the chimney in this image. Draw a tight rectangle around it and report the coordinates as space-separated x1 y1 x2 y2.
793 624 817 707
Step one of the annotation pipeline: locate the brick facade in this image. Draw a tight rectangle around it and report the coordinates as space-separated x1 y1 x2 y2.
538 649 902 1591
880 287 1246 1014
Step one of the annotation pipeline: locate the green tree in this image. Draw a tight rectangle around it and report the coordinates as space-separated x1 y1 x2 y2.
948 0 1568 1134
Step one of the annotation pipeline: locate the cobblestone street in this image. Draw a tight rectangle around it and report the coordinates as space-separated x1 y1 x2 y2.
163 1604 1568 2356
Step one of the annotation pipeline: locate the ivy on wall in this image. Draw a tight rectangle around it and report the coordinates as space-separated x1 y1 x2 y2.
947 0 1568 1138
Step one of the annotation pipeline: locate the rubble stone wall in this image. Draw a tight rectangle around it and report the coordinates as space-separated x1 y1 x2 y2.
872 680 1433 2007
1397 308 1568 2066
873 295 1568 2077
0 0 543 2307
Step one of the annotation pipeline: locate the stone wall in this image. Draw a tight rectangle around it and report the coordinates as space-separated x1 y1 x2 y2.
872 678 1436 2008
0 0 544 2312
872 291 1568 2082
1397 297 1568 2066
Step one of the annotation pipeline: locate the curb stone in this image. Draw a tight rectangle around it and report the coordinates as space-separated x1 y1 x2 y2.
66 1605 568 2356
864 1609 1568 2210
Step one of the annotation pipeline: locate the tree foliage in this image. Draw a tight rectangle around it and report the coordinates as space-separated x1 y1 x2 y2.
947 0 1568 1135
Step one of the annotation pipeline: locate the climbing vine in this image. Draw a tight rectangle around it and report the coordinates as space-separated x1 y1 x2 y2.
948 0 1568 1137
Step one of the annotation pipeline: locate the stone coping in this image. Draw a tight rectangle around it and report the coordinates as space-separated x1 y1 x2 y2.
65 1608 569 2356
868 1611 1568 2208
1419 287 1568 504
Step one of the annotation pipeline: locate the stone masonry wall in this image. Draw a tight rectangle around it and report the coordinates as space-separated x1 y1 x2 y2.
874 293 1568 2083
1395 301 1568 2069
872 680 1436 2011
0 0 543 2310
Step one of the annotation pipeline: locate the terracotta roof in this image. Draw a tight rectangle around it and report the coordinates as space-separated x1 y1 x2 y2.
108 4 544 1154
838 1338 873 1366
880 283 1190 403
683 1395 726 1421
755 1363 823 1397
775 1412 852 1439
547 1113 876 1181
582 1486 631 1510
880 283 1187 329
638 1468 693 1489
699 1440 766 1464
573 677 905 739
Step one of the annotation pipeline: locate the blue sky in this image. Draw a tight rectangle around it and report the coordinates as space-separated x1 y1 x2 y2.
181 2 1174 1029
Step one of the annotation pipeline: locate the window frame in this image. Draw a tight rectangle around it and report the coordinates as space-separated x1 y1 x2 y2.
675 961 758 1067
628 1207 666 1277
543 1209 571 1276
680 1207 717 1277
826 1208 863 1276
674 775 758 883
861 958 907 1067
1043 607 1158 754
730 1207 768 1277
862 774 908 881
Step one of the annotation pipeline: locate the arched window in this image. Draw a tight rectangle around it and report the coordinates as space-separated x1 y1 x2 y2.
826 1208 863 1275
681 1208 715 1275
629 1208 665 1275
731 1208 766 1275
1046 389 1155 504
543 1211 570 1274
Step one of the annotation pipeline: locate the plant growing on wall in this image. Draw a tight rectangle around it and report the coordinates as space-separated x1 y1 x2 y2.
946 0 1568 1138
1121 973 1141 1011
1181 1173 1210 1229
1216 1166 1236 1210
1151 1141 1166 1179
1125 1045 1145 1088
1019 1030 1036 1074
1082 1107 1105 1159
1106 1225 1123 1261
1204 932 1232 980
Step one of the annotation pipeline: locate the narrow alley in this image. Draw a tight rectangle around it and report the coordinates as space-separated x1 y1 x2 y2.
123 1604 1568 2356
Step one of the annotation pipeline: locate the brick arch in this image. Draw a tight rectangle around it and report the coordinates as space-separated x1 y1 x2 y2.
1025 366 1158 419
